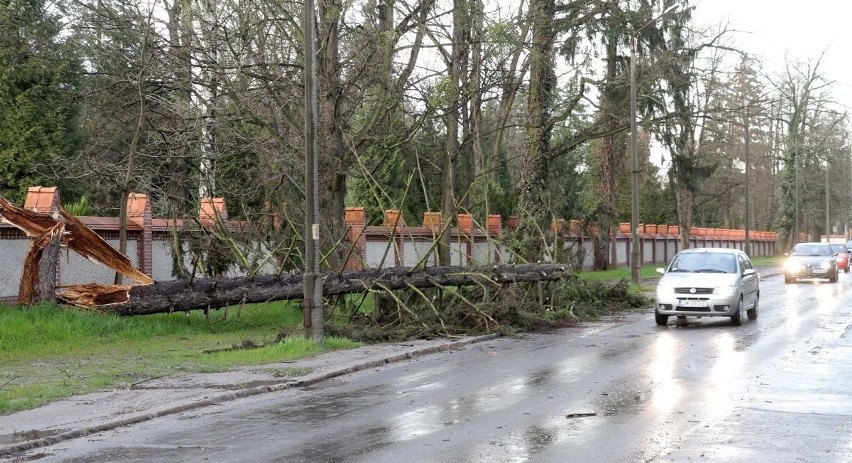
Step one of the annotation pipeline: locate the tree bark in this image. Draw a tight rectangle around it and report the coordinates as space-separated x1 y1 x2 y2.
514 0 555 262
438 0 465 265
18 222 64 304
58 264 574 315
318 0 347 271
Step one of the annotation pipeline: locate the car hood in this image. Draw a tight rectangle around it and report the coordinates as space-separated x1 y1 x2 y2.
787 256 834 266
658 272 740 287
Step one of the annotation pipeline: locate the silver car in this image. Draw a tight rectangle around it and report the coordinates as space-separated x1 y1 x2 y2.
783 242 839 283
654 248 760 326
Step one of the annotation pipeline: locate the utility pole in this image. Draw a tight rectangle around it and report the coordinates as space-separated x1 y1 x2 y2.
303 0 323 342
744 99 751 256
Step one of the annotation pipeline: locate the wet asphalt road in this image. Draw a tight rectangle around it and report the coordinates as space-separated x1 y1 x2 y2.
18 271 852 462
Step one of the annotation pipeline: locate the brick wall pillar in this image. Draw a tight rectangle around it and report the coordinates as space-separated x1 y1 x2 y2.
23 186 61 216
200 198 228 225
23 186 63 285
128 193 153 277
423 211 441 233
384 209 404 266
457 213 474 265
344 207 367 270
487 215 502 264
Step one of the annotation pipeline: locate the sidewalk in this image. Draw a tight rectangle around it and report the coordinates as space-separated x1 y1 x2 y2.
0 334 498 458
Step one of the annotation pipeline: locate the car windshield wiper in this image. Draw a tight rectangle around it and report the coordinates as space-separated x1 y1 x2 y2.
696 269 727 273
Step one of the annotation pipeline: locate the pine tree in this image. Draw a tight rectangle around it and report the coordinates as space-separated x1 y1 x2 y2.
0 0 83 203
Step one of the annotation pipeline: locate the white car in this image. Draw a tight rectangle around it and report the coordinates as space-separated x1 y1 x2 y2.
654 248 760 326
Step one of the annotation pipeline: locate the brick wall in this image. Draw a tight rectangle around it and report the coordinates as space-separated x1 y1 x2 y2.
0 187 780 303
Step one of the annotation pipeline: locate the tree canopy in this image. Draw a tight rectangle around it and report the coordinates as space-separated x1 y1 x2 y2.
3 0 849 273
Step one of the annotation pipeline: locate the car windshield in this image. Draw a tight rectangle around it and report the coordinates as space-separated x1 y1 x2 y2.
791 244 831 256
669 252 737 273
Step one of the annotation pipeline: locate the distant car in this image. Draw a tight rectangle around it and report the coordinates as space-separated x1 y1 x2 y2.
846 240 852 257
828 243 850 273
654 248 759 326
784 242 839 283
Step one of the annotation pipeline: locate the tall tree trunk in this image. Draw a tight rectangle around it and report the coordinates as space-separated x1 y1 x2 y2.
676 187 694 250
439 0 466 265
318 0 346 270
198 0 218 199
592 34 621 271
514 0 555 262
116 6 154 284
166 0 192 217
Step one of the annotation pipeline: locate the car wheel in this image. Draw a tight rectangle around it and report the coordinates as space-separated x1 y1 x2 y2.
747 295 758 320
830 269 838 283
655 311 669 326
845 266 849 274
784 274 793 284
730 299 743 326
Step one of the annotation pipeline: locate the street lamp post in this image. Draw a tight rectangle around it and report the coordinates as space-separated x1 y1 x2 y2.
630 3 679 284
826 155 830 241
744 101 751 256
794 136 799 245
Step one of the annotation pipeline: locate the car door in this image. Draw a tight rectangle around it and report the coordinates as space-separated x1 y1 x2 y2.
739 254 758 308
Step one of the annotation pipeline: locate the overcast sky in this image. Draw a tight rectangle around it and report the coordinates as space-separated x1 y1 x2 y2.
692 0 852 111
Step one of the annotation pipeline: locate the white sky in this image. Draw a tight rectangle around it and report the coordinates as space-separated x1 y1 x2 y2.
692 0 852 112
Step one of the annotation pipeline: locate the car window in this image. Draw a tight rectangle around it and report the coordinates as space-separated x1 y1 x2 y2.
670 253 736 273
792 244 830 256
829 244 845 254
739 254 753 271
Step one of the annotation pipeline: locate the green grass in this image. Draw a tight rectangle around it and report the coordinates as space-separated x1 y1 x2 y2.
750 255 783 266
0 302 361 415
576 264 661 282
577 255 782 281
576 256 783 293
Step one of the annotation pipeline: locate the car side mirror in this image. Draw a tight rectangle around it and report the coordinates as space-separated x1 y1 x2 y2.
656 268 665 275
743 268 756 276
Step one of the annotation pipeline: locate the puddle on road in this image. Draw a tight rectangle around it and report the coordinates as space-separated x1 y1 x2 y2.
524 368 553 386
0 427 69 445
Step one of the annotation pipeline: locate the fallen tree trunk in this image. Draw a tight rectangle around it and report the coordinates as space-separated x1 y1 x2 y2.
58 264 575 315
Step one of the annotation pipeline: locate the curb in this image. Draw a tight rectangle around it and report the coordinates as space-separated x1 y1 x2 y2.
0 334 499 458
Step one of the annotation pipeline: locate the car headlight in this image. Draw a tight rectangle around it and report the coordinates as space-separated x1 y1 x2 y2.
656 284 674 296
822 260 834 270
713 285 737 296
784 260 801 271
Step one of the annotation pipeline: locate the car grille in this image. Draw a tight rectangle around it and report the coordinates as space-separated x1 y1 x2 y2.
675 306 711 312
792 265 829 275
674 287 714 294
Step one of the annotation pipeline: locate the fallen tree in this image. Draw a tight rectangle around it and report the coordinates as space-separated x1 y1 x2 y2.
58 264 575 315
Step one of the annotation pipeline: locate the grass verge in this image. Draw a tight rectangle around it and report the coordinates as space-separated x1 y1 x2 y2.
578 256 782 281
0 302 361 415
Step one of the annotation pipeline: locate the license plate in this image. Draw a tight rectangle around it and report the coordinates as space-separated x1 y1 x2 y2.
678 299 707 308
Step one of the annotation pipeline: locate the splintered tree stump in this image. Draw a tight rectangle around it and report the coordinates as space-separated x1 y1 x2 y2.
0 196 153 288
18 222 64 304
57 264 576 315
